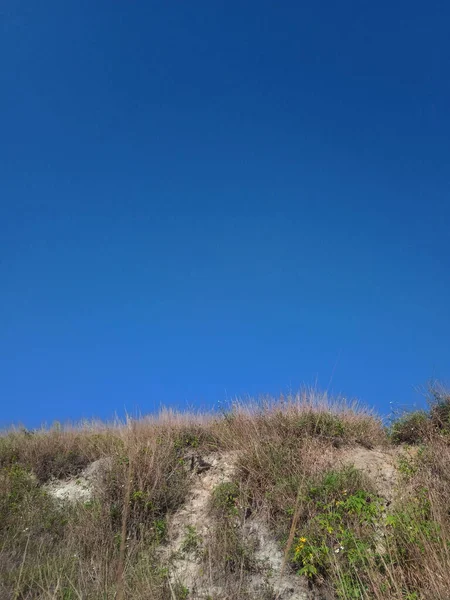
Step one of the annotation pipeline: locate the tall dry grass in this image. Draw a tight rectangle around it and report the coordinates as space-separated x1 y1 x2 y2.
1 389 450 599
0 415 200 599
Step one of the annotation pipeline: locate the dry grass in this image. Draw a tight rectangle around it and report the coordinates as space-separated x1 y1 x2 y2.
346 436 450 600
0 418 195 599
1 389 450 599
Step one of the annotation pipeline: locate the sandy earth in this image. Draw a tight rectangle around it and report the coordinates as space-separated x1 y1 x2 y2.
163 450 311 599
45 446 405 599
45 457 111 503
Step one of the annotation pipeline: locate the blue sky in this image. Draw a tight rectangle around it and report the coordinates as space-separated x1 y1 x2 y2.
1 1 449 427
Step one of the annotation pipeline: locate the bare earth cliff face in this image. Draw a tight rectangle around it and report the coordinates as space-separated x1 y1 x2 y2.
2 392 450 599
46 450 313 599
161 450 310 600
44 443 411 600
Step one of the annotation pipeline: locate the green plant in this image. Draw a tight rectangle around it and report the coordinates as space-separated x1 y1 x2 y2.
181 525 202 554
291 468 383 595
429 387 450 432
390 411 429 444
152 518 167 543
296 412 346 441
174 582 189 599
397 454 418 480
174 432 200 450
211 481 240 516
1 465 36 511
385 491 441 551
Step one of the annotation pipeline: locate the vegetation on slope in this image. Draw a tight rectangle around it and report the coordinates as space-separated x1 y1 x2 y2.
1 388 450 599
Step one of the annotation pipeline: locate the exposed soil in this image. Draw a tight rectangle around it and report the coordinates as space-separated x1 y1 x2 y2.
45 447 409 599
163 450 311 599
45 457 111 503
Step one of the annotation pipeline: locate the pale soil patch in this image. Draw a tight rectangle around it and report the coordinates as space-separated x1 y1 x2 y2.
338 445 417 501
45 457 111 504
42 445 411 598
163 451 238 597
337 445 418 555
244 519 314 600
338 446 398 501
163 450 312 600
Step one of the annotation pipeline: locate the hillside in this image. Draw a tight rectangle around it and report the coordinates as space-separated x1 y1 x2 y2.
1 389 450 600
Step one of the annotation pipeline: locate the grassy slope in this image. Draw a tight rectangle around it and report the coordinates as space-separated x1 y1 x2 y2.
1 389 450 600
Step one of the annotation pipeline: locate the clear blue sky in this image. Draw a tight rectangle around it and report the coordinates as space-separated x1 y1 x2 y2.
1 1 449 428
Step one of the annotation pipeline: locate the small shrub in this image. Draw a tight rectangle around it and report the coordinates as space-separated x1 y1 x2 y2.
211 481 240 517
0 429 110 482
390 411 430 444
173 583 190 599
429 388 450 432
291 467 383 596
181 525 202 554
397 454 419 480
173 426 217 454
152 517 168 543
296 412 346 441
174 432 200 450
385 489 441 552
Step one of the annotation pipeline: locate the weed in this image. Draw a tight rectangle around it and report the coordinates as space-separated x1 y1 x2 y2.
296 412 346 441
429 386 450 432
173 583 190 599
397 454 418 480
152 518 168 543
211 481 240 516
291 467 383 596
174 432 200 450
181 525 202 554
390 411 430 444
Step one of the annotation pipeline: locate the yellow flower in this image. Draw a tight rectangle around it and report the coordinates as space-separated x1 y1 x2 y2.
299 537 307 543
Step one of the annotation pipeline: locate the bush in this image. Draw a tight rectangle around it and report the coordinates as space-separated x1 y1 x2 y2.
211 481 240 516
0 428 112 482
291 467 383 597
429 387 450 432
295 412 346 442
390 411 430 444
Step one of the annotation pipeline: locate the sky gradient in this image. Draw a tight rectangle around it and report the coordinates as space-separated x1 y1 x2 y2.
1 1 450 427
